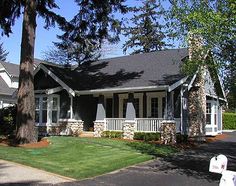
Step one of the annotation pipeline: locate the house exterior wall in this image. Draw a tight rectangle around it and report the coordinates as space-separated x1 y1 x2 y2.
34 70 60 90
205 69 217 97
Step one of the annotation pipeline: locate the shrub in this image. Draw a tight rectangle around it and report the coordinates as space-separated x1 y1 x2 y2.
223 112 236 129
0 105 17 137
134 132 160 142
101 131 123 139
176 133 188 143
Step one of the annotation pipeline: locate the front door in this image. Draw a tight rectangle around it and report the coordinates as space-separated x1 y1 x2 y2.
205 101 218 136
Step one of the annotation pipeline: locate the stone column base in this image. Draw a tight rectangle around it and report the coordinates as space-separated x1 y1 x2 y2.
123 121 135 140
160 121 176 144
94 121 105 137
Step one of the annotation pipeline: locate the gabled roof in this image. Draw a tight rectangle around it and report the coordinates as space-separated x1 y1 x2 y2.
37 48 188 92
0 76 16 96
0 61 19 77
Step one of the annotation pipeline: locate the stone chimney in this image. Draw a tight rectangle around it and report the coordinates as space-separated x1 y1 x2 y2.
188 32 204 61
187 32 206 141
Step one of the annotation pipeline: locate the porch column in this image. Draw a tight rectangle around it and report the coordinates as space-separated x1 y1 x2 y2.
70 95 74 119
94 95 106 137
123 93 136 140
167 91 174 120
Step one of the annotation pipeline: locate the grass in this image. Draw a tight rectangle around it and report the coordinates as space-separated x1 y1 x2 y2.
0 137 177 180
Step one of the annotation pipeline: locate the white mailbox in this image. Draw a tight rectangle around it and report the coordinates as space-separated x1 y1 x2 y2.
209 154 228 174
220 170 236 186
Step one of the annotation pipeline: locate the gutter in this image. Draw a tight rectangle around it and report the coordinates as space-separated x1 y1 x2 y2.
75 85 169 95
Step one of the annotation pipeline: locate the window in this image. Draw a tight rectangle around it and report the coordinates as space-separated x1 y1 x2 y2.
35 95 59 125
151 98 158 118
206 103 211 124
35 98 40 123
162 97 166 118
52 97 59 123
42 97 47 123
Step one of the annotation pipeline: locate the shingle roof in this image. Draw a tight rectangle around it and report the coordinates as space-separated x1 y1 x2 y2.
41 48 189 91
0 61 19 77
0 76 16 96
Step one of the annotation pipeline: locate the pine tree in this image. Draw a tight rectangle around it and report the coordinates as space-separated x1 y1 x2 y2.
0 42 8 61
54 0 128 65
0 0 66 144
123 0 167 54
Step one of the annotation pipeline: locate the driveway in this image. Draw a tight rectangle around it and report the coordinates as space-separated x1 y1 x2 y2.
67 132 236 186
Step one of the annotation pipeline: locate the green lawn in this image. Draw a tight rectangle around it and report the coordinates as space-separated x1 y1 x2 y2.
0 137 176 180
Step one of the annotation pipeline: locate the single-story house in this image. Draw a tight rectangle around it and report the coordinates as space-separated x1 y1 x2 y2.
33 48 226 138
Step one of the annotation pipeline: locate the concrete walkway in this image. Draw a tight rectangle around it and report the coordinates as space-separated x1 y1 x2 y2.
0 160 75 185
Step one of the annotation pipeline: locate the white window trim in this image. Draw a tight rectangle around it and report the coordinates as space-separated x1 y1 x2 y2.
205 100 218 135
35 94 60 126
118 93 143 118
146 92 165 118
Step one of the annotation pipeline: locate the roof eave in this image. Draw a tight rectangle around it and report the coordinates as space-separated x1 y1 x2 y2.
75 85 169 95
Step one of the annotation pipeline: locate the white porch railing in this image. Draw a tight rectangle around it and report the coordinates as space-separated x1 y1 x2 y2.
105 118 181 132
105 118 125 131
135 118 163 132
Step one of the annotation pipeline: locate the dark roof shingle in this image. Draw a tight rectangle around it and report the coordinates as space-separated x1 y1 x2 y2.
42 48 188 91
0 61 19 77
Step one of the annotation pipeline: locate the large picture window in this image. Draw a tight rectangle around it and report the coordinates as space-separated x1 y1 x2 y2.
35 95 59 125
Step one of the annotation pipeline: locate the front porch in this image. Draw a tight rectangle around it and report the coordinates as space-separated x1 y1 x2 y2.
104 118 181 133
36 88 181 138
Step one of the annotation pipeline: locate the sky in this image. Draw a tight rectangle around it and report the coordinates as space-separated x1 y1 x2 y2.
1 0 174 65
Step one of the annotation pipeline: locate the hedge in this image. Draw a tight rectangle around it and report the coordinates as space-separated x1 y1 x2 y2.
133 132 160 142
223 112 236 130
101 131 123 139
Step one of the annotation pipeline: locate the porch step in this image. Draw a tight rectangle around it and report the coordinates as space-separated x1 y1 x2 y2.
79 131 94 138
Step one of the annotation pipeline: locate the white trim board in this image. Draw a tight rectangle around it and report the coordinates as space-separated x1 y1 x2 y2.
75 86 169 95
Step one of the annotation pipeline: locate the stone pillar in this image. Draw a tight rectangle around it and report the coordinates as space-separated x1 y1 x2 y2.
123 93 136 140
160 121 176 144
94 95 106 137
94 121 105 137
123 121 135 140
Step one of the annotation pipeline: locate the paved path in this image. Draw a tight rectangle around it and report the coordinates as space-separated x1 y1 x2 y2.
68 132 236 186
0 160 75 185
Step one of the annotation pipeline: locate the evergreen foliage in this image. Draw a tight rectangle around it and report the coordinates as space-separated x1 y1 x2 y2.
0 42 8 61
54 0 128 65
123 0 168 54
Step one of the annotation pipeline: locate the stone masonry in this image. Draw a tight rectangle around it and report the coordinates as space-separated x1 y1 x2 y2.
123 122 135 140
160 121 176 144
188 70 206 140
47 119 84 136
94 121 105 137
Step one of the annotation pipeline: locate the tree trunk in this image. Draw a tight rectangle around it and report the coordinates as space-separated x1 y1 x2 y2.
16 0 37 144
